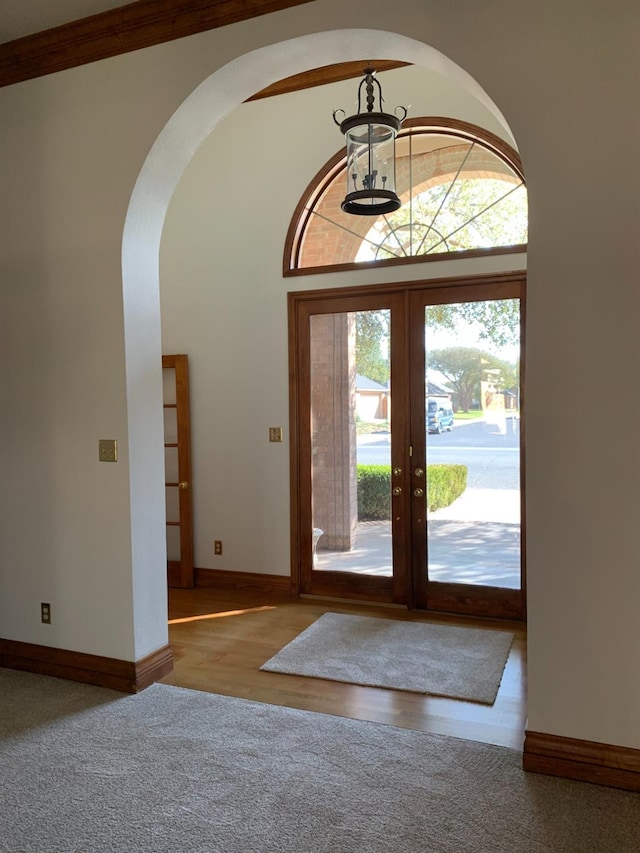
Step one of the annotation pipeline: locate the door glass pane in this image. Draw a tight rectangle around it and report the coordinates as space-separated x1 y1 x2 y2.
165 486 179 523
425 299 521 589
165 447 178 483
310 309 392 577
162 368 176 405
163 406 177 444
166 524 181 562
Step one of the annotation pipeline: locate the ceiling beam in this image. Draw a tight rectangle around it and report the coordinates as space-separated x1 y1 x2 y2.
0 0 315 88
247 60 411 101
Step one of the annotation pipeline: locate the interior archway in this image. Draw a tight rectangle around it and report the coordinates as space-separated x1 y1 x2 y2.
120 28 521 649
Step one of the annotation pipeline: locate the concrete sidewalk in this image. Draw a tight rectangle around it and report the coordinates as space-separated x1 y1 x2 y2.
315 487 521 589
434 486 520 524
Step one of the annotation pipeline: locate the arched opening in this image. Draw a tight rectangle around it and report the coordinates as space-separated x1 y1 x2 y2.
121 27 522 656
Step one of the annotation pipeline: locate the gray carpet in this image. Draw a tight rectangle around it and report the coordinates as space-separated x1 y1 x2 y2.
261 612 513 704
1 669 639 852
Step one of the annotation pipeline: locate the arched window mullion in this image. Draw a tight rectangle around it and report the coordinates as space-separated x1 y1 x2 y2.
408 129 414 257
423 181 524 255
414 141 476 257
381 213 410 257
308 208 405 260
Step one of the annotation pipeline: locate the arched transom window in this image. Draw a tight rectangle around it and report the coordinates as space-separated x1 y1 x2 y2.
285 118 527 275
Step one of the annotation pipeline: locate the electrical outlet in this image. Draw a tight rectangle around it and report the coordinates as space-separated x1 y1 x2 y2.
41 602 51 624
214 540 222 556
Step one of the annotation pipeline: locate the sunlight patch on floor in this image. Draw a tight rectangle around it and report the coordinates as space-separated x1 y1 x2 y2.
169 605 276 625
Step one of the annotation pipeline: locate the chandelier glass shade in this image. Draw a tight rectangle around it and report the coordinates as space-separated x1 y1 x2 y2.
333 66 407 215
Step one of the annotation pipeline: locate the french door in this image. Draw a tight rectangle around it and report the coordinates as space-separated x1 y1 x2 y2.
163 354 194 588
289 273 525 620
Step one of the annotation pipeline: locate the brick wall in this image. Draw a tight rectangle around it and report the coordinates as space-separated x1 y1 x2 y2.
310 312 358 551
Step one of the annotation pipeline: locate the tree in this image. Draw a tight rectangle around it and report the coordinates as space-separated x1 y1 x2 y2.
354 302 520 394
370 177 528 306
364 172 525 349
426 300 520 348
355 310 390 386
427 347 518 412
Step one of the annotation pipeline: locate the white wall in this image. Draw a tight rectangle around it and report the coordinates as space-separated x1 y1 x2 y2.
0 0 639 751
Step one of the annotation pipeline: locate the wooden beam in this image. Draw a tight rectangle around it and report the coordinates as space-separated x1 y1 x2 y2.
247 60 411 101
0 0 315 89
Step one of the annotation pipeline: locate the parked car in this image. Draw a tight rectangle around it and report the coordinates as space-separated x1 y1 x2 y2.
427 398 454 434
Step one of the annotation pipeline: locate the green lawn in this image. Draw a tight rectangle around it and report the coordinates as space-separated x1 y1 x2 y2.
356 420 390 435
453 411 484 421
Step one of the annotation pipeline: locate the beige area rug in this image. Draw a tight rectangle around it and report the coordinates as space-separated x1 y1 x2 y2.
260 612 514 704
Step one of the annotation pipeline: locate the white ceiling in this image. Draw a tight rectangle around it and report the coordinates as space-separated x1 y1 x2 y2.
0 0 130 43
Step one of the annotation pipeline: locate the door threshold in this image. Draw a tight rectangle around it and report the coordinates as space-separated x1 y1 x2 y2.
299 593 408 610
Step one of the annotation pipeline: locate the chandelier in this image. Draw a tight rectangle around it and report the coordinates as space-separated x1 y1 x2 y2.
333 66 408 215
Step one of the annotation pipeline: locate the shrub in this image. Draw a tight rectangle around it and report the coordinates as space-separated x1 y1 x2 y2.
357 465 391 520
425 464 467 512
357 463 468 520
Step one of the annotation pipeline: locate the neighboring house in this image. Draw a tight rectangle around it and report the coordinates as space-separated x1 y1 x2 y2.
355 373 389 421
503 389 518 411
355 371 446 422
427 370 453 412
427 370 452 394
427 370 453 401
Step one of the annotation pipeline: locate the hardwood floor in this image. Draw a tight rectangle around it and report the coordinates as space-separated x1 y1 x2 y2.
162 587 527 750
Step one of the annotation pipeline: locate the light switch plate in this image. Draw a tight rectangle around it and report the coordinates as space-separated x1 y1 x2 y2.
99 439 118 462
268 427 283 443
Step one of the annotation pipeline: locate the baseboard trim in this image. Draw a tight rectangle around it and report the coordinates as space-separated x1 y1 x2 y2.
523 730 640 793
195 567 292 596
0 638 173 694
132 645 175 691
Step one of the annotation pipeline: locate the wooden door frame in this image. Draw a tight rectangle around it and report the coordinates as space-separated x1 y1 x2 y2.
408 278 526 620
289 270 526 618
288 289 410 604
